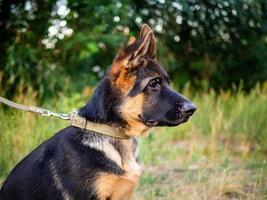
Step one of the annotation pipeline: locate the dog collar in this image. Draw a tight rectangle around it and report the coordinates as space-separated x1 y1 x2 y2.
70 113 129 139
0 96 129 139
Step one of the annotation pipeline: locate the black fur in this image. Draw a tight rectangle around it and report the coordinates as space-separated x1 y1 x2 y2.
0 126 127 200
79 77 125 126
0 75 129 200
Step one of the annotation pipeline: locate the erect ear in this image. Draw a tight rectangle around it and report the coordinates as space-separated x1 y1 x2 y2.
140 24 153 39
133 24 156 59
130 29 154 62
110 24 157 77
139 24 156 59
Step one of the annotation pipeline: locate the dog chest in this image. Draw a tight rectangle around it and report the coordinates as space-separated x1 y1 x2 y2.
90 137 142 199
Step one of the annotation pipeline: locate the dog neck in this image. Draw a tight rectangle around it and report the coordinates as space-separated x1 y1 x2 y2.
78 76 152 137
78 77 126 129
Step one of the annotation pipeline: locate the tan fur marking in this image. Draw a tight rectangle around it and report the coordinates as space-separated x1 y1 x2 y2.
110 178 136 200
95 173 119 199
110 60 136 93
120 94 151 136
95 172 139 200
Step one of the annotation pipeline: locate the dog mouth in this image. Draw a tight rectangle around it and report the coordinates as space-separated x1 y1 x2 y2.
161 116 190 126
139 115 191 127
154 116 190 127
145 120 159 127
138 115 158 127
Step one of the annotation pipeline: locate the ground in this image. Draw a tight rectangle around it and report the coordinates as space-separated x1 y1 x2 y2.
134 137 267 199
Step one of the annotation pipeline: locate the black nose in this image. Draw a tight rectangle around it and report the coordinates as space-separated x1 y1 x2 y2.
181 102 196 116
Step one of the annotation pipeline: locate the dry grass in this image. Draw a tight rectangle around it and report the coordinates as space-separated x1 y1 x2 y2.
134 165 267 200
134 138 267 200
134 124 267 199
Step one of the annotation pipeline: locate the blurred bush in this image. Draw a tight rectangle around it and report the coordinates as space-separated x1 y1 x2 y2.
0 0 267 100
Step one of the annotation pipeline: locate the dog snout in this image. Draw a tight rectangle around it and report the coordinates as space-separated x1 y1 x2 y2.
181 102 196 117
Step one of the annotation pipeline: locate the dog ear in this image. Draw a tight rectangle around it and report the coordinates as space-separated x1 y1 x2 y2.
139 24 156 59
110 24 157 77
131 24 156 60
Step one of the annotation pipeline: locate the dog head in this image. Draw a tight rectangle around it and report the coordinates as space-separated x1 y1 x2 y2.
109 24 196 136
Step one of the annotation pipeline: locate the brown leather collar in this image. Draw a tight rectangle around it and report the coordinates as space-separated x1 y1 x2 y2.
70 113 129 139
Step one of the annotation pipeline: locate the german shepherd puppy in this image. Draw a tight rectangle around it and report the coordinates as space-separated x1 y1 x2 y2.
0 24 196 200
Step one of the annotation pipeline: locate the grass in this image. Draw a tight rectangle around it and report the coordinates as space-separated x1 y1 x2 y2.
0 85 267 199
134 128 267 200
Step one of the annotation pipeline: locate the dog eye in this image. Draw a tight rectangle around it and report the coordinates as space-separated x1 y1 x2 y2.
148 78 161 88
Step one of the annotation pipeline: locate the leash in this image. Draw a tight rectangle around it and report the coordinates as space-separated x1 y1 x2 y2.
0 96 70 119
0 96 129 139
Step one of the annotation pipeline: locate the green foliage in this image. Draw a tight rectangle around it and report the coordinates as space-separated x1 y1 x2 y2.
0 0 267 99
138 0 267 90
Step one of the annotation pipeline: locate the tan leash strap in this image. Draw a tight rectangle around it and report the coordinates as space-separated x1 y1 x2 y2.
0 96 128 139
0 96 34 112
0 96 69 119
